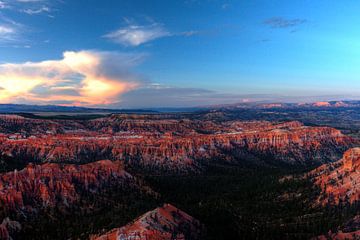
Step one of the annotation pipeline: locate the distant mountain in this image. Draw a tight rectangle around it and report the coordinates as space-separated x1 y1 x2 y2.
202 100 360 110
0 104 156 114
2 100 360 115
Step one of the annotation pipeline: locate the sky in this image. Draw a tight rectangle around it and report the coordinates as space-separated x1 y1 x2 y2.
0 0 360 108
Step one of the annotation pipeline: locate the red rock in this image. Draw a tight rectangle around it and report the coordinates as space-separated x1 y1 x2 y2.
0 160 134 211
313 215 360 239
309 148 360 205
0 114 354 175
342 148 360 171
91 204 203 240
0 119 353 172
313 101 331 107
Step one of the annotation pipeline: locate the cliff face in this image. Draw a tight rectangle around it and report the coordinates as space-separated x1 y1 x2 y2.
0 160 137 213
0 117 353 173
91 204 203 240
314 215 360 240
309 148 360 205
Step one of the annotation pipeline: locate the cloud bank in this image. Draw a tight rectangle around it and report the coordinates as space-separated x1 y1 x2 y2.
0 50 144 106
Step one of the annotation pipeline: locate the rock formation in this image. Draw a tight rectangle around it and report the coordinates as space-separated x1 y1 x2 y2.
0 160 137 213
314 215 360 240
309 148 360 205
0 115 353 173
91 204 203 240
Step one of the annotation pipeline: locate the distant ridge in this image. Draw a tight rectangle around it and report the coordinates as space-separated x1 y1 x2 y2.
200 100 360 110
2 100 360 115
0 104 157 114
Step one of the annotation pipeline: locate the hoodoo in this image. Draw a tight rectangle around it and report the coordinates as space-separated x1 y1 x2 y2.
310 148 360 205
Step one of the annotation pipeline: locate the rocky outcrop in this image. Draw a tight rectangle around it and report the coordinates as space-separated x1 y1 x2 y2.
314 215 360 240
309 148 360 205
91 204 204 240
0 115 66 135
0 160 136 212
313 102 332 107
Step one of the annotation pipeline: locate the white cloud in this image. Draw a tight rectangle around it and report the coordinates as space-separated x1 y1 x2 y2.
180 30 199 37
0 1 9 9
263 17 307 29
0 25 17 42
104 23 171 46
0 50 145 106
1 0 55 17
16 0 44 2
222 3 230 10
22 6 50 15
0 25 13 34
0 15 25 44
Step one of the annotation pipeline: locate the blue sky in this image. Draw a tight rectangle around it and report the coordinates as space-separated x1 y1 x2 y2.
0 0 360 108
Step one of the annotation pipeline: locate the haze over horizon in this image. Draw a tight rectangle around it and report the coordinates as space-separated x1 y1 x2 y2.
1 0 360 108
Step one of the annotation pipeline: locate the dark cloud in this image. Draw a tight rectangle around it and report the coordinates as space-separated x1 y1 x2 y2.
263 17 307 29
111 86 360 109
114 85 283 108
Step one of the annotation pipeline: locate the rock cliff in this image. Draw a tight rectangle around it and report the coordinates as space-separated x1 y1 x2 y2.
91 204 203 240
309 148 360 205
0 117 353 173
0 160 137 213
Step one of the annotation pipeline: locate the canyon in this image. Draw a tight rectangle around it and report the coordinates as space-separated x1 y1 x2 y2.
0 112 358 239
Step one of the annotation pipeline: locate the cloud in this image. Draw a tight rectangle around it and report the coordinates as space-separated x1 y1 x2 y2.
0 24 17 42
0 0 55 45
263 17 306 29
0 25 13 34
180 30 199 37
1 0 55 17
104 21 199 47
0 50 145 106
118 84 360 109
0 1 8 9
16 0 45 2
116 84 273 108
0 15 27 44
22 6 50 15
104 23 171 46
222 3 230 10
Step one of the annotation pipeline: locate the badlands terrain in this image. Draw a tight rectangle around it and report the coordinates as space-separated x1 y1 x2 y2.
0 102 359 239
